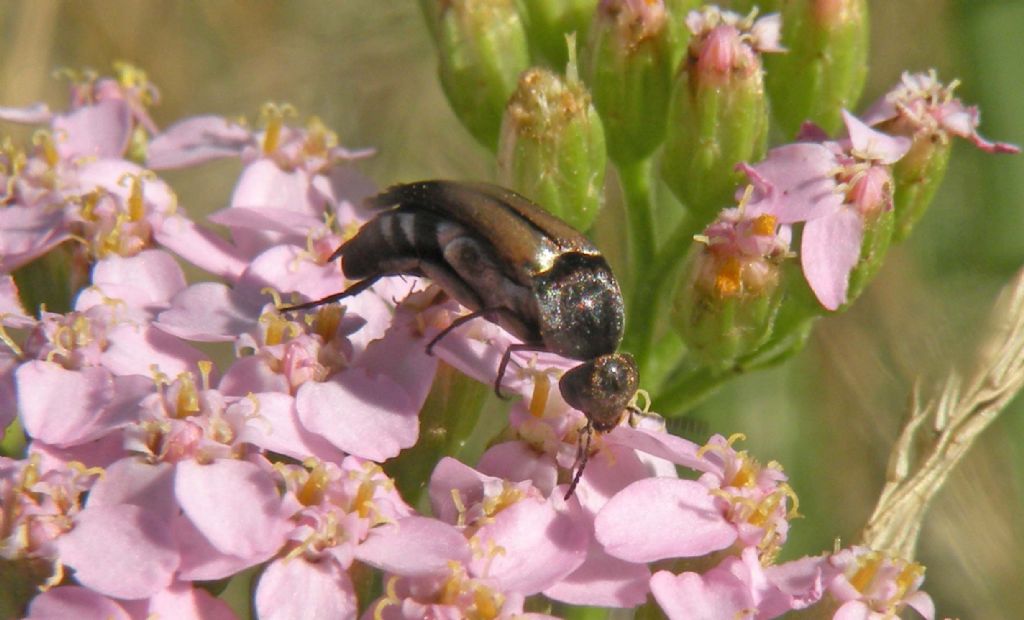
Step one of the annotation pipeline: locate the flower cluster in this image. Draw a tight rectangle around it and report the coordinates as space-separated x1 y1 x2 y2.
0 62 933 619
2 0 1018 617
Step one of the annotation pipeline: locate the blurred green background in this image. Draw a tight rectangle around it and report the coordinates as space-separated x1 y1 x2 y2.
1 1 1021 618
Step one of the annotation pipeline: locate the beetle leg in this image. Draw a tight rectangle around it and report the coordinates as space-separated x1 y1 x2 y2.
495 342 547 400
279 275 382 313
425 308 495 354
564 420 593 500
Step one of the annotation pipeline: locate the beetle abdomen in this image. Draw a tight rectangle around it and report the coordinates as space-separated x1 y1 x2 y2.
336 208 543 343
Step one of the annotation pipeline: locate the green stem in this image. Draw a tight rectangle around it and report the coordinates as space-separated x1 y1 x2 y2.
622 214 701 378
654 317 817 415
382 362 490 510
619 158 656 289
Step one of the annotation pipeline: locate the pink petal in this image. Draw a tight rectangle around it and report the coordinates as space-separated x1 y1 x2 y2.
174 459 291 560
474 498 589 594
241 391 346 462
84 250 187 310
0 274 28 317
24 586 131 620
28 432 126 470
0 102 52 124
228 161 322 255
255 557 357 620
746 143 844 224
906 591 936 620
87 459 177 515
477 441 559 497
101 324 207 378
595 478 736 562
0 205 70 272
763 554 828 611
650 569 754 620
607 425 709 472
573 443 669 515
147 115 253 169
157 282 263 342
800 209 863 311
17 362 146 446
137 582 238 620
53 100 132 160
245 244 347 304
543 541 651 608
355 516 470 576
56 503 179 599
841 110 911 164
296 369 419 461
355 324 438 411
209 207 323 238
155 214 250 281
172 513 261 582
75 159 175 212
833 600 872 620
219 356 292 396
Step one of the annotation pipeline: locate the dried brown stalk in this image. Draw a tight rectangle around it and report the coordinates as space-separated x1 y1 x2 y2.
860 266 1024 558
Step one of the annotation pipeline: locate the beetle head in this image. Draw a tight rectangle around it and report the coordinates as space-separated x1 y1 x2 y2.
558 352 639 431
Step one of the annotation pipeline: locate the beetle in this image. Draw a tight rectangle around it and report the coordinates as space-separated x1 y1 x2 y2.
283 180 639 498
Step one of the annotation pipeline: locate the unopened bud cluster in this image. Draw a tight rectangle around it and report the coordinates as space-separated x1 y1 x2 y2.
421 0 1018 384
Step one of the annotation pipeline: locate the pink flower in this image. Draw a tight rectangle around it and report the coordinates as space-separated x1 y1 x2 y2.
255 458 467 619
0 63 159 162
685 7 783 80
146 105 375 269
24 582 236 620
362 562 560 620
428 457 589 595
740 111 911 309
863 70 1019 154
650 547 827 619
825 546 935 620
595 434 798 568
82 372 295 581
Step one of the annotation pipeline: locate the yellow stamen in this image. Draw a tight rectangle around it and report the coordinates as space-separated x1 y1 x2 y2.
528 373 550 418
0 321 24 358
259 103 297 155
31 130 60 168
714 257 742 297
174 372 200 417
313 305 343 342
198 360 213 391
751 213 777 236
297 463 330 506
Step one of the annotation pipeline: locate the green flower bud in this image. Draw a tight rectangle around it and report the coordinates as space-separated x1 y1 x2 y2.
430 0 531 151
889 137 951 243
517 0 598 68
664 0 701 71
844 203 893 308
765 0 869 137
660 8 781 223
838 165 895 309
582 0 674 166
671 209 789 368
497 60 607 231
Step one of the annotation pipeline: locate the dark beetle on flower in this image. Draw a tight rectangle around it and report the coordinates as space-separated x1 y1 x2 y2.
284 180 639 497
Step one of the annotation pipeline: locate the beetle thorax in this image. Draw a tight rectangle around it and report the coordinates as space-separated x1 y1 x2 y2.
533 253 625 361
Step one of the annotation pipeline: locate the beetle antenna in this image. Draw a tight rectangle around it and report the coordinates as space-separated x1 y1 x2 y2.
564 421 593 500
